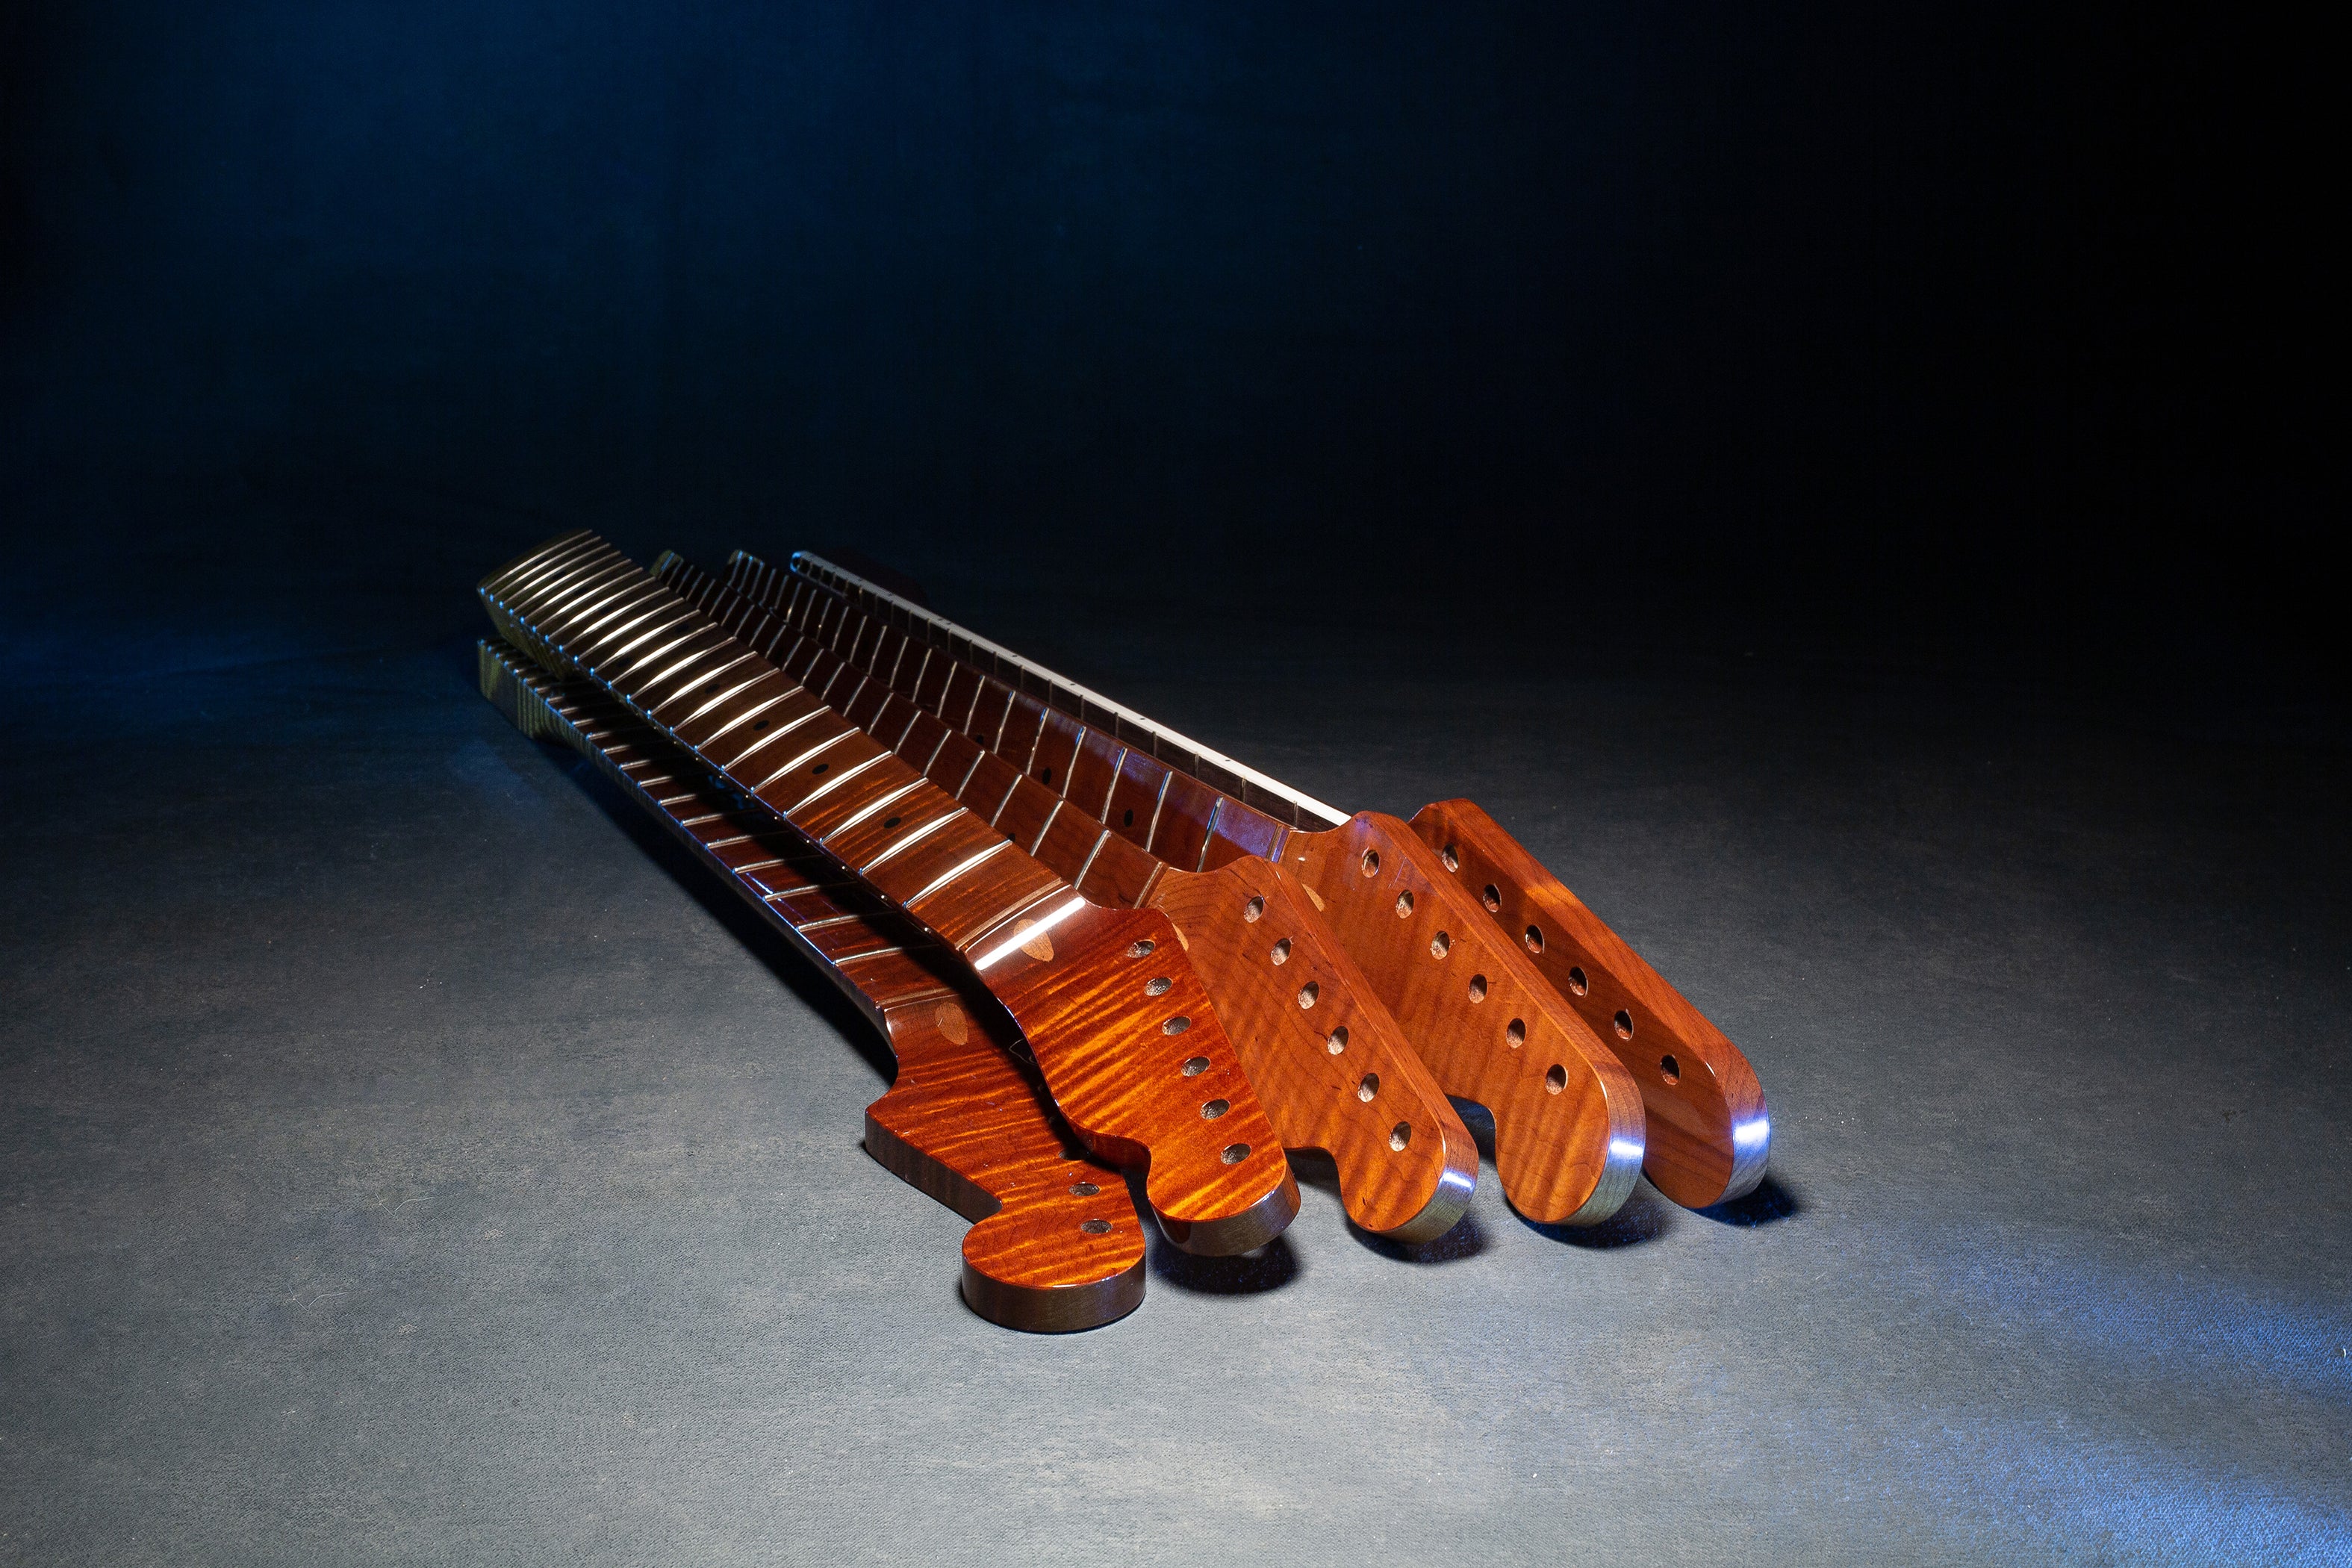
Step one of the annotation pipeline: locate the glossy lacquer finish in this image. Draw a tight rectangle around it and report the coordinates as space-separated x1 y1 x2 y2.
777 549 1769 1219
721 551 1637 1224
477 639 1144 1331
1409 799 1769 1207
478 532 1298 1254
655 552 1477 1242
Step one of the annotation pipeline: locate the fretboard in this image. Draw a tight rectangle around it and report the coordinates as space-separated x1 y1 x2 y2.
478 531 1300 1252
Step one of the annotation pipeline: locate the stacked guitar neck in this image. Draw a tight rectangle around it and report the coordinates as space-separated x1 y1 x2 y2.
477 531 1770 1332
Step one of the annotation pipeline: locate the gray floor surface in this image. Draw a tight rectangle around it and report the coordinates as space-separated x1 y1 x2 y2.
4 505 2348 1565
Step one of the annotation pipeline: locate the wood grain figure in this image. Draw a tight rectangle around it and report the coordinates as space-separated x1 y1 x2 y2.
768 548 1769 1218
708 552 1637 1225
477 638 1145 1331
478 532 1298 1254
654 552 1478 1242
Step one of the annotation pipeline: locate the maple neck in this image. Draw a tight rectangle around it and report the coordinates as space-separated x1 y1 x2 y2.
478 532 1077 960
768 550 1348 831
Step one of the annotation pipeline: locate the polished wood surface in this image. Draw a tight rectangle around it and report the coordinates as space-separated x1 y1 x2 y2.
477 638 1145 1331
479 532 1298 1255
782 549 1769 1216
701 551 1634 1224
1409 798 1769 1207
656 552 1478 1242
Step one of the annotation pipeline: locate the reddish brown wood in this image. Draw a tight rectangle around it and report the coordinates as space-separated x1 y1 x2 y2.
710 552 1637 1224
659 553 1478 1241
479 533 1297 1254
1407 799 1768 1207
774 548 1771 1217
477 638 1145 1331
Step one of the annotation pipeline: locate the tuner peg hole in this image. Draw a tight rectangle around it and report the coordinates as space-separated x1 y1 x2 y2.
1080 1218 1112 1235
1180 1056 1210 1077
1201 1099 1230 1120
1390 1122 1411 1152
1524 924 1543 953
1145 976 1173 997
1069 1181 1101 1197
1614 1009 1634 1039
1395 890 1414 918
1544 1064 1567 1094
1163 1015 1192 1036
1296 981 1319 1009
1128 939 1156 958
1360 850 1380 877
1567 965 1589 995
1325 1027 1348 1055
1658 1054 1680 1085
1357 1074 1380 1103
1220 1143 1251 1164
1468 974 1488 1002
1242 897 1265 922
1506 1018 1525 1047
1482 883 1502 912
1441 844 1459 872
1269 938 1291 965
1430 930 1450 959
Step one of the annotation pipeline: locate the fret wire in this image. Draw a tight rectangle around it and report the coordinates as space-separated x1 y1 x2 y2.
789 749 894 814
820 778 927 846
856 806 968 875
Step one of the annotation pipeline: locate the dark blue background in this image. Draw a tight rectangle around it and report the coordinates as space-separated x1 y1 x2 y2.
1 1 2327 686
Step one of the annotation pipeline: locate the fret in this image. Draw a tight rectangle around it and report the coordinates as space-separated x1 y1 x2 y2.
924 729 986 796
665 667 791 747
483 533 1300 1257
482 529 594 599
911 643 954 713
1065 729 1126 819
476 638 1147 1330
768 557 1764 1212
959 750 1024 827
705 688 830 777
895 710 953 776
523 546 637 623
826 797 971 877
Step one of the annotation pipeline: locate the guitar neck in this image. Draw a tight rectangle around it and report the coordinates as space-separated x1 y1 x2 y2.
476 636 1149 1331
479 532 1299 1253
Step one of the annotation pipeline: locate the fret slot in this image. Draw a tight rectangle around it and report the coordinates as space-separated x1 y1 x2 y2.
1107 750 1170 844
1065 731 1125 820
1150 771 1224 873
993 775 1062 856
1076 830 1161 909
1028 707 1085 794
960 751 1024 826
